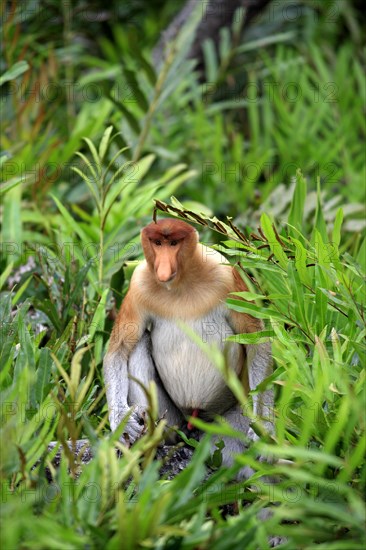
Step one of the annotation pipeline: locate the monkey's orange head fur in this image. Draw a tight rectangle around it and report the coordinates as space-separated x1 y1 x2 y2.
141 219 198 285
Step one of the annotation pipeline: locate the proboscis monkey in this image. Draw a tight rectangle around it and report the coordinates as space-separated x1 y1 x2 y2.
103 218 273 473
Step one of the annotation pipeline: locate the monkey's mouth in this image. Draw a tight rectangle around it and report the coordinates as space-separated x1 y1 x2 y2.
158 273 177 288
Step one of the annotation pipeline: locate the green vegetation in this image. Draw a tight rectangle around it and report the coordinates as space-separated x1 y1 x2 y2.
1 1 365 548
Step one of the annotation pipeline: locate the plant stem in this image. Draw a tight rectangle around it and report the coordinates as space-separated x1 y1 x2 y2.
132 47 176 162
98 223 104 291
62 1 75 135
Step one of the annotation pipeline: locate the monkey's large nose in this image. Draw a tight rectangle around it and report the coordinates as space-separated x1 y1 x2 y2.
155 256 177 282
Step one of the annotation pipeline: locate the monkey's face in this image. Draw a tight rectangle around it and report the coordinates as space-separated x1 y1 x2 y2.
141 219 197 288
149 238 182 285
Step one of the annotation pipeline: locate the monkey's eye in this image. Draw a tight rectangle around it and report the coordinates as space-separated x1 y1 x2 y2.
154 240 162 246
170 240 178 246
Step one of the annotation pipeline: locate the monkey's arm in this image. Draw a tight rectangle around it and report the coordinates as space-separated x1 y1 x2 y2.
103 288 147 438
229 268 274 437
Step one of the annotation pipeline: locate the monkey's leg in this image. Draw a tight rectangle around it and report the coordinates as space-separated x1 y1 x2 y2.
128 332 183 433
214 405 285 547
206 403 254 480
246 342 275 442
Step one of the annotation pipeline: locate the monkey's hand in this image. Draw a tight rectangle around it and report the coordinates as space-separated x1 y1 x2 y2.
109 405 147 445
121 406 147 445
247 424 275 466
247 426 260 443
247 419 274 442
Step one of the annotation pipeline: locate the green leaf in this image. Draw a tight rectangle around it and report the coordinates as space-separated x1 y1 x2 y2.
12 276 32 305
107 93 141 134
75 151 98 181
226 330 274 344
83 137 102 176
313 229 333 289
34 348 53 404
3 186 22 255
134 51 156 86
288 169 307 237
292 238 311 286
0 263 14 290
312 179 328 244
235 32 295 54
0 60 29 86
332 207 343 248
103 154 155 217
122 68 149 112
313 269 328 333
203 39 218 83
98 125 114 162
51 194 90 244
0 177 23 197
260 213 288 269
229 291 266 301
219 27 231 60
72 165 100 208
33 299 62 332
226 298 289 322
288 262 308 331
89 288 109 363
62 262 91 323
356 237 366 271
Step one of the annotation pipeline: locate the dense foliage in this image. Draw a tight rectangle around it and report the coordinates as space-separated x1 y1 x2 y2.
1 1 365 548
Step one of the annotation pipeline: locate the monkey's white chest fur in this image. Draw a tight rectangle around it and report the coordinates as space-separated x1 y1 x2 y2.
150 306 243 415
